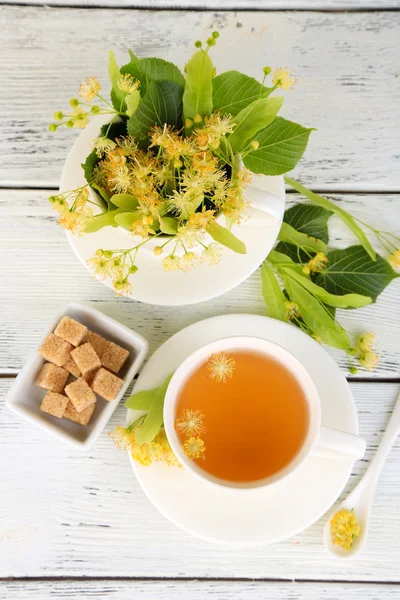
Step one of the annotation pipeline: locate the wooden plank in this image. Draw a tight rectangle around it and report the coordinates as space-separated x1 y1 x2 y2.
2 580 400 600
2 0 400 9
0 7 399 189
0 189 399 378
0 380 399 579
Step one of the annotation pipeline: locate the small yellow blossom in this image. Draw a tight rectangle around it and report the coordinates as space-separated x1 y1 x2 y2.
109 164 131 193
272 67 296 90
79 76 101 102
202 242 222 265
92 136 117 156
113 278 133 296
118 74 140 93
169 190 197 219
285 301 300 320
177 223 201 247
359 350 379 371
388 249 400 269
188 207 215 229
178 252 197 271
58 204 93 235
330 509 361 550
87 255 110 279
108 425 134 449
110 426 180 467
184 436 206 460
355 332 375 354
175 409 206 436
207 352 236 383
162 255 180 271
70 106 89 129
303 252 329 275
49 194 69 215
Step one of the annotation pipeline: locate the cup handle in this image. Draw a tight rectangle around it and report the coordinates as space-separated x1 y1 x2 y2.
312 425 366 460
243 185 283 226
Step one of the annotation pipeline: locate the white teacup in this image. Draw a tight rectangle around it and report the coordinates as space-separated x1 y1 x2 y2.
163 336 366 491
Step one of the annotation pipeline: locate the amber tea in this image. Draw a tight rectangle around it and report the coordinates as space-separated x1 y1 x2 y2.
175 350 309 483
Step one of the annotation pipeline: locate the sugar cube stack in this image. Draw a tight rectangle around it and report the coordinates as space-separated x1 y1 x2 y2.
36 315 130 428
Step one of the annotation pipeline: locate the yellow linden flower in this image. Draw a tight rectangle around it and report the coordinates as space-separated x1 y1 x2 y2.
176 409 206 436
272 67 296 90
58 205 93 235
117 74 140 93
155 428 182 467
355 332 376 354
177 223 201 247
284 301 300 320
49 195 69 215
108 425 135 449
113 279 133 296
388 249 400 269
201 243 222 265
184 436 206 460
188 207 215 229
92 136 117 156
178 252 197 271
109 164 131 193
237 168 253 188
79 76 101 101
169 190 197 220
87 255 110 279
207 352 236 383
359 350 379 371
330 509 361 550
70 105 89 129
303 252 329 275
162 255 180 271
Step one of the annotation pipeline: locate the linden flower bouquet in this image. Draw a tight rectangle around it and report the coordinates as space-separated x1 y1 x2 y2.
49 33 312 294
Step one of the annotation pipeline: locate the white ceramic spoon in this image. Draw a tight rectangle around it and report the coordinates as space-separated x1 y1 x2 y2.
323 390 400 559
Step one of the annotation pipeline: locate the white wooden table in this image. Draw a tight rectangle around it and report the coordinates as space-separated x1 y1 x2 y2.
1 2 400 598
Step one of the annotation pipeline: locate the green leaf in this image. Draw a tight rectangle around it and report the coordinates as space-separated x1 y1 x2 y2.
89 183 110 210
81 150 99 185
243 117 315 176
127 80 183 143
206 221 246 254
278 222 327 254
125 90 141 117
159 216 179 235
183 49 214 128
100 119 128 141
228 96 283 153
284 277 351 350
276 202 333 262
135 374 174 444
284 177 376 261
84 209 122 233
114 211 141 230
108 50 125 110
111 194 139 211
125 389 155 410
261 262 287 320
314 245 399 302
139 57 185 87
212 71 272 116
282 268 372 309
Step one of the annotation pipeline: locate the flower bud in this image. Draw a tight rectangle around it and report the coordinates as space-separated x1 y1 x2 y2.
250 140 260 150
174 159 182 168
48 123 57 132
129 265 138 274
69 98 79 107
263 66 272 76
91 105 100 114
194 40 202 48
212 31 220 39
153 246 163 256
207 37 216 47
194 113 203 124
48 195 56 203
53 111 63 121
65 120 74 128
185 118 193 129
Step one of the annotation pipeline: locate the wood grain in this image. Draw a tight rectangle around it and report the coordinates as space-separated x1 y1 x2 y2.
1 379 399 579
2 0 400 9
2 580 400 600
1 189 399 377
0 7 399 189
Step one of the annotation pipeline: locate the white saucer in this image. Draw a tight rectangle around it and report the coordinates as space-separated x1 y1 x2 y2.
61 116 285 306
127 314 358 546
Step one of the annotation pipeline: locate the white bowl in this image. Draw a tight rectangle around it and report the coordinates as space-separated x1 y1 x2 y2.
5 302 148 449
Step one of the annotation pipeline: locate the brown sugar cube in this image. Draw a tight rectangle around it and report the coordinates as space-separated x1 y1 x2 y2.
65 377 96 412
39 333 73 367
54 316 88 347
40 392 69 419
85 331 110 359
35 362 69 393
70 342 101 376
63 400 95 426
63 357 81 378
91 368 124 401
101 341 129 374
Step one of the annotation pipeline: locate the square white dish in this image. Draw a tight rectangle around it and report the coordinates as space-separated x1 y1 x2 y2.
5 302 148 449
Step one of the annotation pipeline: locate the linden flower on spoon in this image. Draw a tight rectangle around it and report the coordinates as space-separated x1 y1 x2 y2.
330 508 361 550
207 352 236 383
